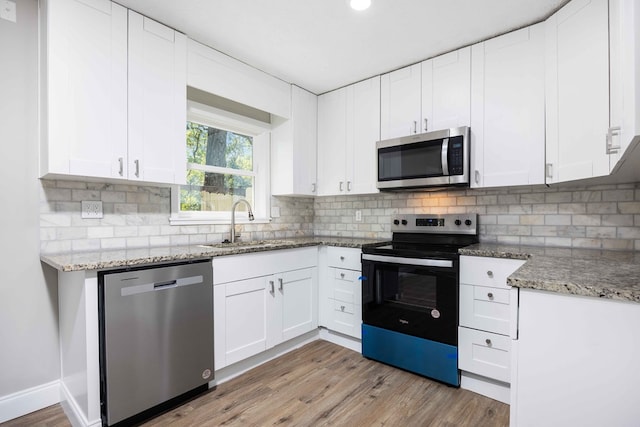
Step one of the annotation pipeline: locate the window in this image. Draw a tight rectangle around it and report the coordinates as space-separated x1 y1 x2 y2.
171 101 270 224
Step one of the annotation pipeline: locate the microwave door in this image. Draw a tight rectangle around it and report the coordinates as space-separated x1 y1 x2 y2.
377 138 449 189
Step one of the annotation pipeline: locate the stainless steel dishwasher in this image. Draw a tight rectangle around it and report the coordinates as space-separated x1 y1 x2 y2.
98 260 214 426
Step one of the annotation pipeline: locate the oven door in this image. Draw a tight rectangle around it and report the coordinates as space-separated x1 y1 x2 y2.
362 254 458 346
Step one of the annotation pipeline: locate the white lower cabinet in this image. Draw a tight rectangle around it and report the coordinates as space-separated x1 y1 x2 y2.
458 255 525 403
319 247 362 339
213 247 318 370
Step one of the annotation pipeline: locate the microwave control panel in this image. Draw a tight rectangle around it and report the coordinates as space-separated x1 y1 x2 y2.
448 136 464 176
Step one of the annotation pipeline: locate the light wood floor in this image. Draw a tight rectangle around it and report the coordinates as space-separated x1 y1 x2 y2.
3 340 508 426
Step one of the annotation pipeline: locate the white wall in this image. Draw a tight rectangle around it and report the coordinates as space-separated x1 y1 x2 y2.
0 0 60 408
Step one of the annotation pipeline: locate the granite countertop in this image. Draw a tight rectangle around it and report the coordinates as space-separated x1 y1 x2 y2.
41 236 387 272
460 243 640 304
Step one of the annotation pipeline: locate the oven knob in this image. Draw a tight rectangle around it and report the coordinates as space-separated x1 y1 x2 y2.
454 219 462 226
393 219 400 225
401 219 408 225
465 219 472 226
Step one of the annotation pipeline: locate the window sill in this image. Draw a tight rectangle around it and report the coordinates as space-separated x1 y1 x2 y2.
169 215 272 226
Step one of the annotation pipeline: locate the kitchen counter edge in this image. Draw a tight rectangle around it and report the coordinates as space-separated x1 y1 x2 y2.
460 243 640 304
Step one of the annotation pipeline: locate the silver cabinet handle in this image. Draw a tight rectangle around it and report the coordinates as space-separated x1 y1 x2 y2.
269 280 275 294
340 256 345 261
311 183 316 193
485 338 492 346
278 278 283 291
546 163 554 179
413 120 417 134
606 126 621 154
134 159 140 178
341 305 345 312
424 118 428 132
339 181 344 192
340 273 345 279
474 170 480 184
487 270 493 278
347 181 352 191
487 292 494 300
118 157 124 176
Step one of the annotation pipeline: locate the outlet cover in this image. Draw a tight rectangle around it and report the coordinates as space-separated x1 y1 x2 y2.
355 210 362 222
1 1 17 23
81 201 103 219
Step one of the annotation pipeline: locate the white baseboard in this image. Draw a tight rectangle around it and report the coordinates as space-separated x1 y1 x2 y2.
0 380 60 424
460 371 510 404
319 327 362 353
59 380 102 427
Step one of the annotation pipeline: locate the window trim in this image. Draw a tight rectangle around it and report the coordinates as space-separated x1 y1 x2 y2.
169 101 272 225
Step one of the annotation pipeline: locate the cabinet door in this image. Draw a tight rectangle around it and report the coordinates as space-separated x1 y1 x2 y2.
272 267 318 345
43 0 127 179
215 277 268 369
545 0 610 183
128 11 187 185
471 24 545 188
317 87 347 195
346 76 380 195
380 63 422 139
271 86 318 196
422 47 471 132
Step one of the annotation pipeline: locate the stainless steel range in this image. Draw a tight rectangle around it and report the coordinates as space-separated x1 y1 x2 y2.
361 213 478 386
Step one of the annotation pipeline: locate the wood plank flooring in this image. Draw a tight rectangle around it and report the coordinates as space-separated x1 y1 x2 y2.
2 340 508 426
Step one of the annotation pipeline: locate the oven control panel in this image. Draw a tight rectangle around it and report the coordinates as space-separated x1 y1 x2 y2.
391 213 477 235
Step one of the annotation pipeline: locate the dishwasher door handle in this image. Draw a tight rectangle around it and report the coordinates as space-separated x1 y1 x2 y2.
154 280 177 289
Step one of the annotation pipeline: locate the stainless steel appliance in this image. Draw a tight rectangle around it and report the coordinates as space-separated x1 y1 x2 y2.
376 126 470 191
98 260 214 426
361 213 478 386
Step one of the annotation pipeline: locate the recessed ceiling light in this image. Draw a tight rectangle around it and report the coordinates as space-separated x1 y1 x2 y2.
350 0 371 11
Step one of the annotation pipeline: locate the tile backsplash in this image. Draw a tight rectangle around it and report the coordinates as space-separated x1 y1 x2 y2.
40 179 640 253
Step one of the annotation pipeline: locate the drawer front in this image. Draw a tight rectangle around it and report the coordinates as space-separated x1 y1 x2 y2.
333 268 361 303
327 246 361 270
458 327 511 383
460 284 512 335
334 268 360 281
329 299 361 339
460 256 526 289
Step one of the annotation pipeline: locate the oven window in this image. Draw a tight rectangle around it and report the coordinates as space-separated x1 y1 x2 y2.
382 267 437 309
378 140 444 181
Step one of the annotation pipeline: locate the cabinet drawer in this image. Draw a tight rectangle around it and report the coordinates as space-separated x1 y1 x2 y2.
460 284 513 335
460 256 526 289
327 247 361 270
458 327 511 383
329 299 362 339
333 299 354 314
334 268 360 281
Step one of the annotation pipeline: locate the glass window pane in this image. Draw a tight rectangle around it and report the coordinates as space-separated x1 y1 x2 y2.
181 170 254 212
186 122 253 171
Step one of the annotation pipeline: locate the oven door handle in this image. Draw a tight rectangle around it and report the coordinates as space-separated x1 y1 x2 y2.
362 254 453 268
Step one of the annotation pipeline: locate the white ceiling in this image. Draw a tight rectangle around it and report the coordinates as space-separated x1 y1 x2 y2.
115 0 569 95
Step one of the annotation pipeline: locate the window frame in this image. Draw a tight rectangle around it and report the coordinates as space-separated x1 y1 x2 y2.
170 101 271 225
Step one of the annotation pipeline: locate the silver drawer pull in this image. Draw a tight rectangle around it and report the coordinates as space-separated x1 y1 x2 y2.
485 339 492 346
487 270 494 278
340 256 345 261
487 292 494 300
278 278 283 291
341 305 345 312
340 273 345 278
269 280 275 294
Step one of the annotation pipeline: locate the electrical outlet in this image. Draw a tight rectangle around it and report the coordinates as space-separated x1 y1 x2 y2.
355 210 362 222
0 0 17 23
81 201 103 219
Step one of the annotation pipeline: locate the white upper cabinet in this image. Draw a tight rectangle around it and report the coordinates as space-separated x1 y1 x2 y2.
40 0 128 180
422 47 471 132
545 0 610 184
271 85 318 196
609 0 640 173
471 24 546 188
40 0 187 185
317 76 380 196
128 11 187 185
380 63 422 139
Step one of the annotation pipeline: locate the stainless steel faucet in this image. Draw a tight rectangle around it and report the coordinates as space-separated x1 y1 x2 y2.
230 199 255 243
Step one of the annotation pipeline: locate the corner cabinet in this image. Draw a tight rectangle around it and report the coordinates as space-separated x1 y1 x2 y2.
213 247 318 369
39 0 186 185
470 24 546 188
544 0 612 184
317 76 380 196
458 255 525 404
271 85 318 196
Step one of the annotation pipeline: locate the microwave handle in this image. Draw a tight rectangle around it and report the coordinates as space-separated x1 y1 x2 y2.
441 138 449 176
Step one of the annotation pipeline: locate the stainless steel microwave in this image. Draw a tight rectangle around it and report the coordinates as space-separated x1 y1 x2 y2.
376 126 470 191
